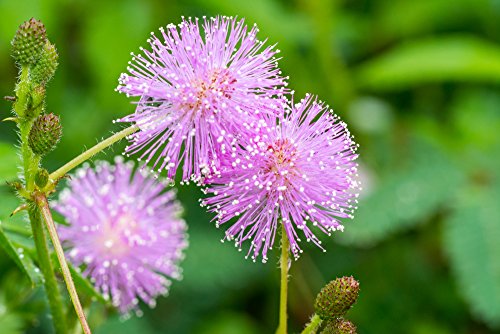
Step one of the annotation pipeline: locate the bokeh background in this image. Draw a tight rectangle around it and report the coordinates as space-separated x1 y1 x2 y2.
1 0 500 333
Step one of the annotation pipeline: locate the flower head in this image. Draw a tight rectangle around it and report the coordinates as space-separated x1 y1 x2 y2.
202 94 359 262
54 157 187 315
117 16 287 182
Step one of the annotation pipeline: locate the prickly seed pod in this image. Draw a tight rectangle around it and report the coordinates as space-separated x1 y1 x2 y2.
35 168 49 188
28 113 62 156
11 18 47 66
321 318 357 334
31 41 58 85
315 276 360 320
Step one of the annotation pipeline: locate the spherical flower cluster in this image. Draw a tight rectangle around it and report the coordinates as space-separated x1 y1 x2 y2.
54 157 187 314
117 16 287 182
202 94 359 262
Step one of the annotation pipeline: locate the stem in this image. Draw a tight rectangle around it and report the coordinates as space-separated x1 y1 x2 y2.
277 223 290 334
16 66 67 333
300 314 322 334
28 206 68 334
34 192 92 334
16 68 39 192
49 125 139 181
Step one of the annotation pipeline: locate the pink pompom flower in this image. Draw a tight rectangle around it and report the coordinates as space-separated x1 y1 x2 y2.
54 157 188 315
202 94 359 262
117 16 287 182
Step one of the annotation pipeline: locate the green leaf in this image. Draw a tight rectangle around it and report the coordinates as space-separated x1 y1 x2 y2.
443 186 500 328
355 36 500 91
0 223 42 287
0 191 33 247
0 313 24 334
0 142 20 182
0 190 41 287
451 90 500 149
337 138 464 246
376 0 485 40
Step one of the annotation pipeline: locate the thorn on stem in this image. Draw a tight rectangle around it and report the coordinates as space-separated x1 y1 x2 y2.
10 204 28 217
3 96 16 102
6 180 23 190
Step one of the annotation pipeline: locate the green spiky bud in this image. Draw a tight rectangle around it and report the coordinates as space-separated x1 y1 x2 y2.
31 41 58 85
11 18 47 66
321 318 357 334
35 168 49 188
28 113 62 156
315 276 360 320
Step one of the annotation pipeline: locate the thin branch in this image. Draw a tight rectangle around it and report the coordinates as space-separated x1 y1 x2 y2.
49 124 139 181
34 192 92 334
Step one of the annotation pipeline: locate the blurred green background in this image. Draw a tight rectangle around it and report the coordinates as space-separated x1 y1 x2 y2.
1 0 500 333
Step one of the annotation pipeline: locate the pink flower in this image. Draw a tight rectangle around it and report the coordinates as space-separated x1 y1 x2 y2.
54 157 187 314
117 16 287 182
202 95 359 262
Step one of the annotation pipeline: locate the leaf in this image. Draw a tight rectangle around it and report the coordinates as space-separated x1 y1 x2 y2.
355 36 500 91
451 89 500 149
0 192 33 245
0 142 20 182
375 0 485 40
337 138 464 246
0 190 42 286
0 223 42 287
443 186 500 328
0 313 24 334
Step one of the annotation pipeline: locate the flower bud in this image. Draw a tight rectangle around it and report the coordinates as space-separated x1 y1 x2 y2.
11 18 47 66
315 276 360 320
321 318 357 334
28 113 62 156
31 41 58 85
35 168 49 188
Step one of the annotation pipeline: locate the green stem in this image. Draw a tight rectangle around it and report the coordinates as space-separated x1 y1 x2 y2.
49 125 139 181
301 314 322 334
28 206 68 334
14 67 30 117
16 65 67 333
16 68 40 192
277 223 290 334
34 192 91 334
